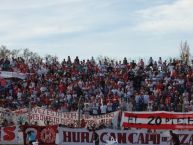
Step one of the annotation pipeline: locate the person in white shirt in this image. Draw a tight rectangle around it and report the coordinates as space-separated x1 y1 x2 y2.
92 104 98 115
66 93 72 103
100 104 107 114
135 93 140 104
126 101 133 111
107 102 112 112
147 102 153 111
84 104 90 115
143 92 150 107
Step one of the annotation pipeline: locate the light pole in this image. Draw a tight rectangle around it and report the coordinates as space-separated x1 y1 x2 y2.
182 100 185 112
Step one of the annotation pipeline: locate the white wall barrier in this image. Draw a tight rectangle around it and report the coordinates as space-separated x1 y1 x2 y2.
1 126 193 145
57 128 193 145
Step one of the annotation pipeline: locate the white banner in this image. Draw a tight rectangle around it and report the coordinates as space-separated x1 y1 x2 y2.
12 108 29 125
0 126 23 144
29 107 119 127
0 107 13 124
58 127 193 145
0 71 26 79
121 111 193 130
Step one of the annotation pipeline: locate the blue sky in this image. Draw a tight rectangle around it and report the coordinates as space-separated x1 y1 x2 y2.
0 0 193 61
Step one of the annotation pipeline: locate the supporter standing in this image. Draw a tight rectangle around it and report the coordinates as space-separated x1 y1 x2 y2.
27 131 36 145
168 130 180 145
93 130 99 145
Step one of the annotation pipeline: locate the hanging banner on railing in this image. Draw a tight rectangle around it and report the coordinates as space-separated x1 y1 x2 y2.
12 108 29 125
122 111 193 130
2 125 193 145
58 127 193 145
0 107 13 124
22 125 57 145
28 107 119 127
0 126 23 144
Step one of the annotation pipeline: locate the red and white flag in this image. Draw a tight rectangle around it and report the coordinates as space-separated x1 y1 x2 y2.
122 111 193 130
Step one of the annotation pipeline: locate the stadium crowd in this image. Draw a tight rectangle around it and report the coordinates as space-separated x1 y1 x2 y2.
0 55 193 116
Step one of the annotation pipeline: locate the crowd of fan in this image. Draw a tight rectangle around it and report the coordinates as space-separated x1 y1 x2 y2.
0 56 193 115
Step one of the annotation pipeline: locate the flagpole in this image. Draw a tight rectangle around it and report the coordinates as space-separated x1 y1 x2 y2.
29 97 31 125
78 95 83 128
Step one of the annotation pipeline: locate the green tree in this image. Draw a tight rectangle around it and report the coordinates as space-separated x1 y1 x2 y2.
0 45 11 58
11 49 21 58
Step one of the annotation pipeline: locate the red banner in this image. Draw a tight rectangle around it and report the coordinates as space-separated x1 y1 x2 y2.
122 111 193 130
23 125 57 145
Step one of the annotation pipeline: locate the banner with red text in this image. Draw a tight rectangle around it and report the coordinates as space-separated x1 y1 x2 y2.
29 107 119 127
58 127 193 145
12 108 29 125
122 111 193 130
0 126 23 144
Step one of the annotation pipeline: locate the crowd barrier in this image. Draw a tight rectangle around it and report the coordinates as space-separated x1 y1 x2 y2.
1 108 193 144
0 125 193 145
